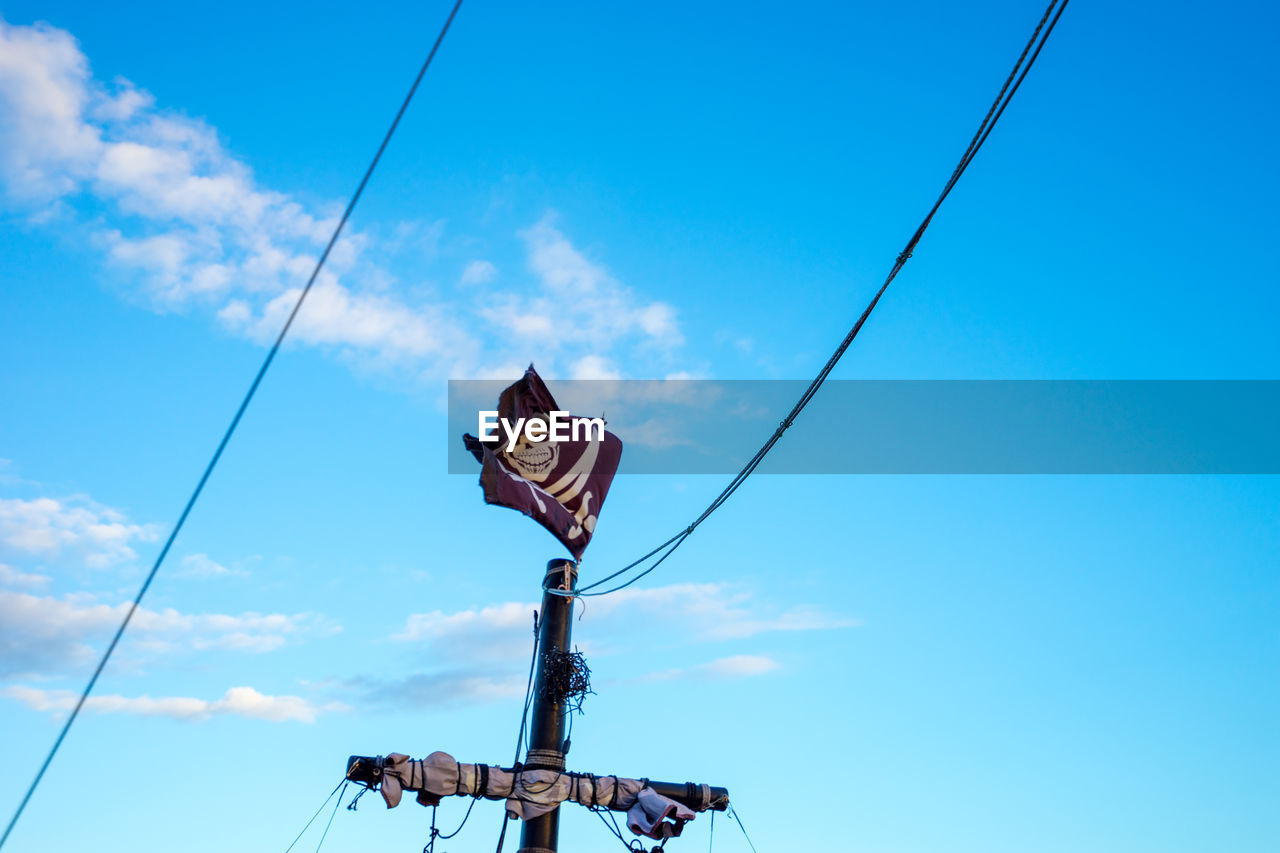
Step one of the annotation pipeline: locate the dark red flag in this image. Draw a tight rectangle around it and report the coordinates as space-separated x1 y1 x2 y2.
462 366 623 560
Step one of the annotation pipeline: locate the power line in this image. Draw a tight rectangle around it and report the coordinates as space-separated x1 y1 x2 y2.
556 0 1071 599
0 2 466 848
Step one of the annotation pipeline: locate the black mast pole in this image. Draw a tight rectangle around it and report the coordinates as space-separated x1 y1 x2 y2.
518 558 578 853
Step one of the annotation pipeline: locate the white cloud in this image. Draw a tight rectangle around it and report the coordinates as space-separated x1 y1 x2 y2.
2 684 337 723
0 20 101 200
510 216 683 353
176 553 243 578
0 562 49 589
0 17 460 364
460 259 497 285
570 354 621 380
478 299 554 340
0 459 29 487
0 589 331 677
228 279 467 366
0 495 157 569
394 601 537 662
0 18 685 383
587 582 859 641
375 584 841 709
392 583 854 662
700 654 781 677
639 654 781 683
347 670 526 710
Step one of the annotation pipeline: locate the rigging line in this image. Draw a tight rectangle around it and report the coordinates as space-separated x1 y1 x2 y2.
518 612 540 758
425 799 477 853
438 797 479 840
592 806 641 852
314 782 350 853
494 611 541 853
553 0 1070 600
346 784 371 811
282 778 348 853
0 2 467 849
729 807 758 853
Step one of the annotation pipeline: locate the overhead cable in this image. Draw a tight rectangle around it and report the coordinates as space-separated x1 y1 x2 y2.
557 0 1071 599
0 2 466 848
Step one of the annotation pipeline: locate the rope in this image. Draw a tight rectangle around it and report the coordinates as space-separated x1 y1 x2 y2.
494 611 540 853
281 779 348 853
313 782 349 853
425 797 479 853
518 612 541 761
0 4 467 849
437 798 478 840
592 806 646 852
729 807 758 853
346 784 372 811
550 0 1071 600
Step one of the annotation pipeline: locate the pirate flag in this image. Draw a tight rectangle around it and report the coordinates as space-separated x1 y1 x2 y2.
462 366 623 560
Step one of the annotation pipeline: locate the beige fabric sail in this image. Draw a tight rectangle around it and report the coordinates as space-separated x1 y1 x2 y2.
372 751 690 830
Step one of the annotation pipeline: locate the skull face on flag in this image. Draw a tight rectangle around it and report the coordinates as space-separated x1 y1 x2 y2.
462 366 623 560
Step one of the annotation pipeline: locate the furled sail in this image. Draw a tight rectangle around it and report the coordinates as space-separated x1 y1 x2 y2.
349 752 720 840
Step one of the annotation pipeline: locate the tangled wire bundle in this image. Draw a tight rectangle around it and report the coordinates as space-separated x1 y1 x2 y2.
542 647 594 713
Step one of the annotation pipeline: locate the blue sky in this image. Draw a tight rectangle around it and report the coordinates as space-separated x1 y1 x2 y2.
1 2 1277 852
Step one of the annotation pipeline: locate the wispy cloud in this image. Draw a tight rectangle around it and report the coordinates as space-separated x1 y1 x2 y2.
2 684 341 723
176 552 246 578
0 18 685 383
346 669 526 710
0 589 335 677
0 20 342 298
375 583 848 708
584 582 859 641
394 601 538 662
636 654 782 683
0 495 158 569
0 459 38 487
393 583 854 662
460 259 497 285
504 215 682 354
0 562 50 590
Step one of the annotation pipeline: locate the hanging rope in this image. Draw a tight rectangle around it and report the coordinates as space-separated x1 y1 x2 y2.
0 4 467 850
551 0 1071 600
346 783 372 812
424 798 479 853
592 806 647 852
